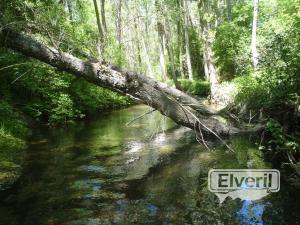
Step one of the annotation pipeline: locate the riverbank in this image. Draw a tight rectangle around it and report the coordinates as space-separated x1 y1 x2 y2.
0 96 132 191
0 101 27 191
0 129 25 191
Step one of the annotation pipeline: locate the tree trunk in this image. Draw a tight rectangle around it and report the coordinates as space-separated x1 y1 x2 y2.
206 41 219 97
116 0 122 45
163 8 178 87
198 0 219 99
134 18 142 70
176 0 184 79
251 0 259 69
155 0 167 82
0 29 256 137
92 0 104 57
226 0 232 21
177 21 184 79
158 30 167 82
141 30 154 78
183 0 193 80
100 0 107 33
66 0 74 25
166 40 178 87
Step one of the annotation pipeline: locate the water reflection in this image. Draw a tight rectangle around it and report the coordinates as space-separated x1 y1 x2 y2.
0 105 299 225
237 200 271 225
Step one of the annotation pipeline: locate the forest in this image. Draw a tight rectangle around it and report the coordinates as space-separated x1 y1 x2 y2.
0 0 300 224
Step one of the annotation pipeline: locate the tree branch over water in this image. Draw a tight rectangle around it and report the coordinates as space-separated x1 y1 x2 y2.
0 29 262 136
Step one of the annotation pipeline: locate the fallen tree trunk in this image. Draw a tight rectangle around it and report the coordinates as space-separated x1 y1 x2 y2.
0 29 257 136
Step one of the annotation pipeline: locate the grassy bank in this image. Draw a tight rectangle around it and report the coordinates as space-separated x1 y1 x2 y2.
0 100 27 190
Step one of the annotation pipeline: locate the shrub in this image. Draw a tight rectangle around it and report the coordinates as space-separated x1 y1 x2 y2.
233 75 268 110
178 79 210 97
0 127 25 166
0 101 26 184
0 100 28 138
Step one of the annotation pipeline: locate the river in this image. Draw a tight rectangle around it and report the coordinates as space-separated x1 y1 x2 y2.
0 105 299 225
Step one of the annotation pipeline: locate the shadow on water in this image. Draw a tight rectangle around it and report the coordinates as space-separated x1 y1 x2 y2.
0 105 299 225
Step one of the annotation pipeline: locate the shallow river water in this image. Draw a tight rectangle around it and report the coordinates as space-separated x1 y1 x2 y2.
0 105 299 225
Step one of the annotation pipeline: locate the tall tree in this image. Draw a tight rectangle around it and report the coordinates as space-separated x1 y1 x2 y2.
115 0 122 45
176 0 184 78
92 0 104 57
226 0 232 21
177 21 184 78
141 33 154 77
155 0 167 81
100 0 107 33
139 0 154 77
183 0 193 80
66 0 74 25
134 17 142 70
251 0 259 69
198 0 220 99
162 3 178 87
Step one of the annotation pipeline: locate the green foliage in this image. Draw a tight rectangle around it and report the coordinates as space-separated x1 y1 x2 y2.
233 75 267 110
214 22 252 80
258 4 300 107
220 0 300 122
260 118 300 187
70 78 131 115
48 93 80 124
189 28 205 79
0 126 25 166
212 0 254 81
0 100 26 181
264 119 299 161
178 79 210 96
0 100 28 138
0 48 131 124
289 161 300 187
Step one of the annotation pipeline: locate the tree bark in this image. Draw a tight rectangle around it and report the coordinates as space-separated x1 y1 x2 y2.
226 0 232 21
93 0 104 40
155 0 167 82
158 26 167 82
134 17 142 70
183 0 193 80
100 0 107 33
166 38 178 87
141 25 154 78
162 6 178 87
251 0 259 69
198 0 219 99
92 0 104 57
177 21 184 79
176 0 184 79
116 0 122 45
0 29 259 136
66 0 74 25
